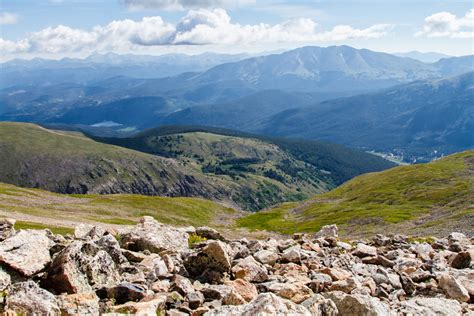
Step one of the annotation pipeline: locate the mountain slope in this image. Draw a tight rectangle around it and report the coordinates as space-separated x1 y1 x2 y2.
259 72 474 162
1 123 393 211
94 125 395 187
0 122 232 202
238 150 474 237
0 182 237 230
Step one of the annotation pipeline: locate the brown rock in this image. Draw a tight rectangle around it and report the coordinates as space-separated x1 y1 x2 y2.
438 274 470 302
451 250 473 269
232 256 268 283
267 282 313 303
224 279 258 302
58 292 100 316
320 267 351 281
6 281 60 316
353 243 377 258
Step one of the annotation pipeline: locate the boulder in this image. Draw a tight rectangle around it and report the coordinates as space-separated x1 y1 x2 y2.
314 225 338 238
58 292 100 315
0 218 16 241
398 297 462 315
232 256 268 283
308 273 333 293
172 274 195 296
205 293 311 315
5 281 60 315
451 250 473 269
184 241 231 283
253 249 279 266
120 216 189 253
44 240 120 294
187 291 205 309
324 291 390 316
301 294 338 316
0 267 11 291
353 243 377 258
100 282 148 304
281 246 302 263
109 294 167 315
195 227 225 241
320 267 351 281
0 230 53 277
438 274 470 302
329 277 360 293
73 224 106 240
267 282 313 303
224 279 258 302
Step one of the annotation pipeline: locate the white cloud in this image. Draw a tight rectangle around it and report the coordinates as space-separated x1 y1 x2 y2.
0 9 392 57
0 12 18 25
124 0 255 10
416 9 474 38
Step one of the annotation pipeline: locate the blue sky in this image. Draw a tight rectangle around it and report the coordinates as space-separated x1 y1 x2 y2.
0 0 473 60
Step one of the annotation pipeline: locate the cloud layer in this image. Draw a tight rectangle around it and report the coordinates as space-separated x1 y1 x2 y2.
0 12 18 25
416 9 474 38
124 0 255 10
0 9 391 56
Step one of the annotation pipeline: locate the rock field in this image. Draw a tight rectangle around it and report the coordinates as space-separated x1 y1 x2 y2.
0 217 472 315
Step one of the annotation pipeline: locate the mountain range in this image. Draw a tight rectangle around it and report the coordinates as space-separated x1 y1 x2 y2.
1 45 473 162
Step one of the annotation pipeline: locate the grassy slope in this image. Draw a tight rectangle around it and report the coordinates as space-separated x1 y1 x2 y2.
237 151 474 237
0 182 237 231
0 122 238 206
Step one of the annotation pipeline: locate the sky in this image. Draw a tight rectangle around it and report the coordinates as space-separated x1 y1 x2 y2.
0 0 473 61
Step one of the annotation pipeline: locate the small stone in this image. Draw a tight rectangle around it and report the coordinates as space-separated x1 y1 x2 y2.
110 294 167 315
281 246 302 263
329 277 359 293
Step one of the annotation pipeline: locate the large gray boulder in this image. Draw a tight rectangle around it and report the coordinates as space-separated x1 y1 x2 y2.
121 216 189 253
0 230 54 277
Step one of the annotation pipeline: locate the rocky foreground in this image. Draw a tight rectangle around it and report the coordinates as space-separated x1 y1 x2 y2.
0 217 472 315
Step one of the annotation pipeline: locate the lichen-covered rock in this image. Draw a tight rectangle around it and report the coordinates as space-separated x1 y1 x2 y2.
224 279 258 302
314 224 338 238
0 267 11 291
74 224 106 240
109 294 167 315
267 282 313 303
437 274 470 302
184 240 231 283
58 292 100 315
121 216 189 253
0 230 53 277
353 243 377 258
232 256 268 283
301 294 338 316
204 293 311 315
324 291 390 316
44 240 120 294
0 218 16 242
5 281 60 315
398 297 463 315
253 249 279 266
